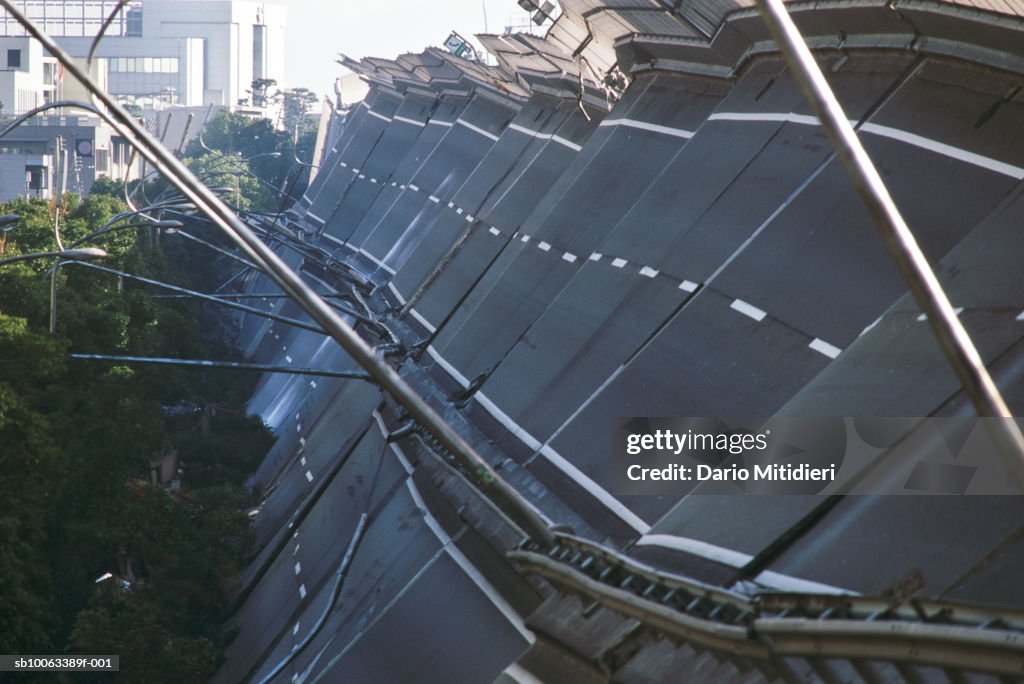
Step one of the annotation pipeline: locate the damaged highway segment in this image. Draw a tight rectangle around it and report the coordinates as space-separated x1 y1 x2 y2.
224 1 1024 681
210 0 1024 674
13 0 1024 681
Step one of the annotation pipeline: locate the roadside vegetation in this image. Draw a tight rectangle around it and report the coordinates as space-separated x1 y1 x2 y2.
0 102 318 681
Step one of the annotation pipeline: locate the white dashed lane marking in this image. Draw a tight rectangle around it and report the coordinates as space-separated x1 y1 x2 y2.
809 338 842 359
321 126 854 364
730 298 767 322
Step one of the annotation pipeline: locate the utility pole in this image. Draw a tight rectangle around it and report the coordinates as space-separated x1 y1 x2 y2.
50 135 63 333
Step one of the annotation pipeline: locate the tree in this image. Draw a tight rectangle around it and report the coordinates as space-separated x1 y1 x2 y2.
187 110 290 186
0 195 272 676
189 111 288 160
248 78 278 109
88 176 124 199
282 87 319 135
184 108 320 208
180 153 277 213
0 314 66 655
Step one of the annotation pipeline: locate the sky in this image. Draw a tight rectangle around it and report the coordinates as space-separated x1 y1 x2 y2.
283 0 537 103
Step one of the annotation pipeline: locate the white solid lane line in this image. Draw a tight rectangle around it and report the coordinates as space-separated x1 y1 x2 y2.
599 118 695 139
709 111 1024 179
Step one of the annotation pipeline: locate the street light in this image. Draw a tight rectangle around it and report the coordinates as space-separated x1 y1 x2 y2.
291 124 318 170
0 246 107 267
69 219 183 249
161 226 263 270
0 247 111 334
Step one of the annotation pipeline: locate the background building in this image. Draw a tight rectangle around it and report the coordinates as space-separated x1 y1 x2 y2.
0 0 287 119
0 32 133 200
0 0 287 200
0 109 137 200
0 35 57 113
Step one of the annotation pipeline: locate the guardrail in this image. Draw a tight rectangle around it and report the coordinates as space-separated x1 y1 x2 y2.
511 533 1024 681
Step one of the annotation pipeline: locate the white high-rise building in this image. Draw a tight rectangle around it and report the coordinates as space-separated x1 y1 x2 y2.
0 1 287 117
0 1 287 200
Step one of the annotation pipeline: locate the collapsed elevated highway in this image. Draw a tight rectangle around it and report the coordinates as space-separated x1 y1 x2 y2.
218 1 1024 681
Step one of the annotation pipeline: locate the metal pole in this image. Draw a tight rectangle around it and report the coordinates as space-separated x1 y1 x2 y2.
153 292 352 300
49 261 57 332
69 353 375 382
149 292 373 325
757 0 1024 483
0 250 61 266
68 219 181 249
50 136 63 334
64 260 328 335
0 248 107 267
165 228 264 271
178 112 194 155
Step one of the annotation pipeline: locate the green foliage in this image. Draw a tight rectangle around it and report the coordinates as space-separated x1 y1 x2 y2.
89 175 126 199
184 109 318 208
0 196 272 679
0 516 56 654
0 196 59 255
172 412 274 488
187 111 289 183
65 481 254 681
282 87 319 134
0 313 66 385
71 593 221 683
0 325 68 655
183 152 277 213
249 77 278 109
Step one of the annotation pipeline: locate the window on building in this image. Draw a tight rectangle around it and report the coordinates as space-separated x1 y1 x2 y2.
126 5 143 37
95 149 109 173
27 165 48 191
17 88 36 111
7 49 21 69
109 57 179 73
